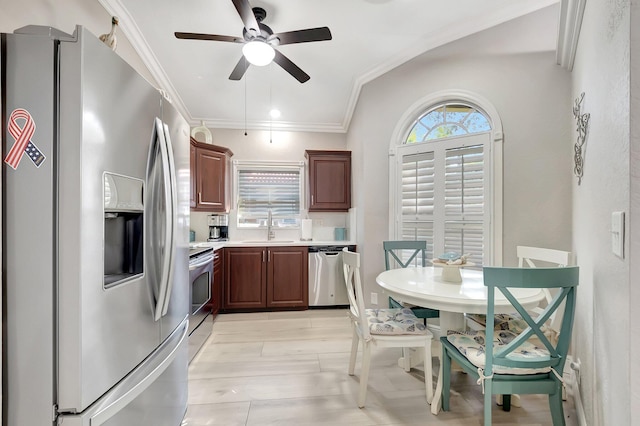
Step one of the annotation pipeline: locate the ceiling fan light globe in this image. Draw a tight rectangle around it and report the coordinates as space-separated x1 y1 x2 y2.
242 41 275 66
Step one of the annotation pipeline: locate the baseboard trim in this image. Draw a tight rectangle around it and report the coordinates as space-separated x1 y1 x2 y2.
565 362 588 426
571 378 588 426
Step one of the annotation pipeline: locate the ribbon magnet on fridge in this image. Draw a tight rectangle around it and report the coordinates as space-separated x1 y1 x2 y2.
5 108 46 169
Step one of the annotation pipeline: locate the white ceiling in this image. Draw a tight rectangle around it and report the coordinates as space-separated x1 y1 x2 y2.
100 0 559 133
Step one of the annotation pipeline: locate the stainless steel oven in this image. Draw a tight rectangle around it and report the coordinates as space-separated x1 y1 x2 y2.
188 247 214 361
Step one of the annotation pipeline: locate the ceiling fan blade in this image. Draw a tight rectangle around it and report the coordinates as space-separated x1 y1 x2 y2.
175 32 243 43
229 56 250 81
273 50 310 83
231 0 260 37
274 27 332 46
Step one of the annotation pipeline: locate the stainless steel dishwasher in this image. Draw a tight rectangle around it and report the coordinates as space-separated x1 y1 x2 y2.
308 245 356 306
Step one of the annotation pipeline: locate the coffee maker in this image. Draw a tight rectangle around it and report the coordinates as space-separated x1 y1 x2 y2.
208 214 229 241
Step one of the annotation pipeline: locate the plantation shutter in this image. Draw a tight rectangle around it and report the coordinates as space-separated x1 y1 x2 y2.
397 134 489 267
401 152 435 260
443 145 485 265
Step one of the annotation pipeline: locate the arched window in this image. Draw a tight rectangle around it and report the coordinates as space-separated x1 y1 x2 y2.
405 103 491 143
390 94 502 266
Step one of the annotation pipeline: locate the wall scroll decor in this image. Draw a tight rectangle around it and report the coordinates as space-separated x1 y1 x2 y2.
572 92 590 185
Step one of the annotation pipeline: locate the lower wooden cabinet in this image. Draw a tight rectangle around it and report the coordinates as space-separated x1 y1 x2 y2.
223 246 308 311
223 247 266 310
267 246 308 308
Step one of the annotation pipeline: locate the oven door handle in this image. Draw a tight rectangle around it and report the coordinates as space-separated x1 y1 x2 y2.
189 254 214 270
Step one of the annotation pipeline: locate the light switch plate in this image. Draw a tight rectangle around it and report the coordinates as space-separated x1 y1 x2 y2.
612 211 625 258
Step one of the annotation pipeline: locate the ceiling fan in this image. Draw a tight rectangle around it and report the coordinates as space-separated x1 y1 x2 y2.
175 0 332 83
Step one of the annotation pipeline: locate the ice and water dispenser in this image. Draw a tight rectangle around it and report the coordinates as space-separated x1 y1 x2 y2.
103 172 144 287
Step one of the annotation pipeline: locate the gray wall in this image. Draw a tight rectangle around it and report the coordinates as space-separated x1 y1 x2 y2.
571 0 633 424
631 3 640 425
346 7 572 311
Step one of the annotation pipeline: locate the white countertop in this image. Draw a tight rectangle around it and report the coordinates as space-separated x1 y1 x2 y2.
189 240 356 250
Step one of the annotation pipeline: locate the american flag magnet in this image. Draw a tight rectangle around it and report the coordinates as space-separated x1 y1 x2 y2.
4 108 46 170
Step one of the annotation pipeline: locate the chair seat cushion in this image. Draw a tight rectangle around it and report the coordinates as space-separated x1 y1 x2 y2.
365 308 428 335
446 329 551 374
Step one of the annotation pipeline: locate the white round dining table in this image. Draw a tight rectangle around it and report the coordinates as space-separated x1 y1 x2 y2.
376 266 545 329
375 266 546 414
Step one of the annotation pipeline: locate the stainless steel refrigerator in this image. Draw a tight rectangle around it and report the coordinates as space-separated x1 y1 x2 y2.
2 25 190 425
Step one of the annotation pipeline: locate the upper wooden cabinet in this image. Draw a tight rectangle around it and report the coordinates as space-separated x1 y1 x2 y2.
305 150 351 212
190 138 233 212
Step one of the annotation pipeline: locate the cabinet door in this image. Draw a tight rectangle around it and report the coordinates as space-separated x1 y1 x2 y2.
196 148 226 211
267 246 308 308
307 151 351 212
223 247 266 310
190 143 196 208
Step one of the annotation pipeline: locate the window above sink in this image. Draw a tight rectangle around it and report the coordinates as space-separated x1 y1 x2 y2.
234 160 304 230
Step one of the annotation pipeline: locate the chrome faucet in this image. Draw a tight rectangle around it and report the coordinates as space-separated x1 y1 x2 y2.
267 209 275 241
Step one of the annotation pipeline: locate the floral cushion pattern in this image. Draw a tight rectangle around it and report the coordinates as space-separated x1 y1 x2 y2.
365 308 428 335
446 329 551 375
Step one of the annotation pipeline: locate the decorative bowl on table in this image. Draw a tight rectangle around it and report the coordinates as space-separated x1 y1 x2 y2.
431 253 474 283
437 252 461 262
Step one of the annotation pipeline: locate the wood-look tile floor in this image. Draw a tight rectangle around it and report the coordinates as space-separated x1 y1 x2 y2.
183 309 578 426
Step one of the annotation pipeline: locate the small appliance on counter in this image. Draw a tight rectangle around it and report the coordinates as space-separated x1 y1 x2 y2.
208 214 229 241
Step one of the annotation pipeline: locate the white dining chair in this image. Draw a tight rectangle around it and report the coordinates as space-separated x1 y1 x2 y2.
342 248 434 407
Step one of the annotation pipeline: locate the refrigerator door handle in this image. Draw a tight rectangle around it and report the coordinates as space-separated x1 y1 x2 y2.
159 122 178 317
88 321 188 426
150 117 176 321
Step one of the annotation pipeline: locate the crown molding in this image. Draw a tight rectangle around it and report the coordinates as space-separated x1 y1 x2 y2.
98 0 192 120
199 118 346 134
556 0 587 70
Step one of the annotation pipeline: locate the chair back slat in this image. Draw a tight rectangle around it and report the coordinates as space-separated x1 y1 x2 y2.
383 240 427 270
516 246 573 334
517 245 572 267
342 248 370 340
482 266 578 374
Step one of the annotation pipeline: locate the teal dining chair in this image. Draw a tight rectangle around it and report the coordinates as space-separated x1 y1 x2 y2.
383 240 440 323
464 246 574 408
440 266 579 426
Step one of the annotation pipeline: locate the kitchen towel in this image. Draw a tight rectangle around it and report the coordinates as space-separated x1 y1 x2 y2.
301 219 313 240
